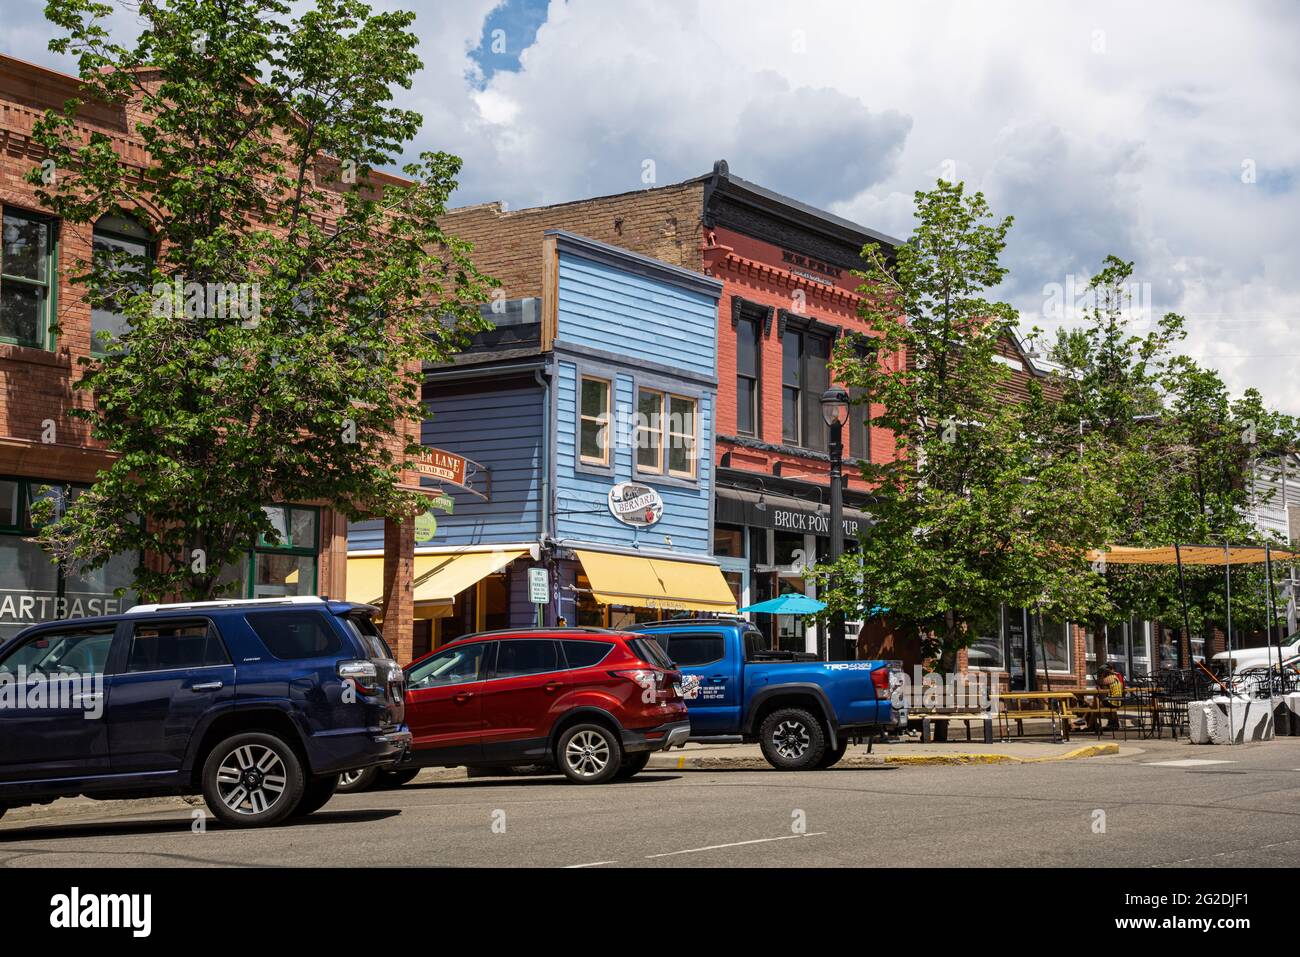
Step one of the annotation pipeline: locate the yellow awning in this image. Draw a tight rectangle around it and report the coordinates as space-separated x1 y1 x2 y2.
412 549 526 602
346 549 526 619
1085 545 1300 566
574 549 737 613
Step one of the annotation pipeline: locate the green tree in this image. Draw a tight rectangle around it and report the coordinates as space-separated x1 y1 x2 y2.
1031 258 1299 653
28 0 494 600
819 181 1114 671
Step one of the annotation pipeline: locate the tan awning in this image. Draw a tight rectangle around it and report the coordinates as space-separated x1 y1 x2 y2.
1085 545 1300 566
574 549 737 613
346 548 526 619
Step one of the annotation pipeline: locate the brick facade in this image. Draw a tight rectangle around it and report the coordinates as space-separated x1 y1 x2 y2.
0 53 415 626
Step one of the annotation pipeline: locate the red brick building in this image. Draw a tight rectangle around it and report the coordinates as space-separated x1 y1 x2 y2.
0 53 422 652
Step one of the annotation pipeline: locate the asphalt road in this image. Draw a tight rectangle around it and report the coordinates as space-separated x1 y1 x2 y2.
3 738 1300 867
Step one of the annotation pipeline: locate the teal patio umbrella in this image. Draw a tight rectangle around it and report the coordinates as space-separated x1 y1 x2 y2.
738 593 827 615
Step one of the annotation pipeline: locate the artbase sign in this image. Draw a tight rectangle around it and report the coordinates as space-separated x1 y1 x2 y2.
608 482 664 527
0 592 129 626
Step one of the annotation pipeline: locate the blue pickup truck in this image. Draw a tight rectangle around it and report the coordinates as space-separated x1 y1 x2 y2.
629 618 904 770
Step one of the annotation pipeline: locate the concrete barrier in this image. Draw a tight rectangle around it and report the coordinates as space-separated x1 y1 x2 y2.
1188 696 1275 744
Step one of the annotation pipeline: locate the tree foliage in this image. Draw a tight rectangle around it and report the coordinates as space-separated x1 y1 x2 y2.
28 0 495 600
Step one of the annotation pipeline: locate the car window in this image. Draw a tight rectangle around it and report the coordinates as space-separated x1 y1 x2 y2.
408 642 488 689
0 626 115 677
561 639 614 669
245 611 341 660
341 613 393 659
665 632 725 667
494 639 558 678
628 636 675 670
127 620 229 672
743 629 766 661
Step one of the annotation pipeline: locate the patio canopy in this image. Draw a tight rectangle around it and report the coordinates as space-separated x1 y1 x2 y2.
1085 545 1300 566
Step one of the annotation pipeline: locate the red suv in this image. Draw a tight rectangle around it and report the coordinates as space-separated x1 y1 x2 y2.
339 628 691 789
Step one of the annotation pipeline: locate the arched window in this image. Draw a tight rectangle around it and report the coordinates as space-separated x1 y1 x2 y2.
91 213 151 352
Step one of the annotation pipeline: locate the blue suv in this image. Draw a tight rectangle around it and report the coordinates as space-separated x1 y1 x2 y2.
0 597 409 828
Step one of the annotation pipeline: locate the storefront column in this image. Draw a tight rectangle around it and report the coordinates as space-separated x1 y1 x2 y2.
382 516 415 663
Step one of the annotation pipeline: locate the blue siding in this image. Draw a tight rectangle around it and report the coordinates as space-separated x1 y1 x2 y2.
555 253 718 378
554 360 714 554
346 384 544 551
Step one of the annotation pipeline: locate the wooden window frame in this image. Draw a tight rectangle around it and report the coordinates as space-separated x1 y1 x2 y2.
0 207 58 350
578 375 612 467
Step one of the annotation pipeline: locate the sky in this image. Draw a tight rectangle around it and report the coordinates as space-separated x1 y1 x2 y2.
4 0 1298 413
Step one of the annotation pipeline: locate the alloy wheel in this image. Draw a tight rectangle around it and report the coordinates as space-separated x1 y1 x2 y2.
215 744 288 815
772 720 810 759
338 769 367 788
564 730 611 777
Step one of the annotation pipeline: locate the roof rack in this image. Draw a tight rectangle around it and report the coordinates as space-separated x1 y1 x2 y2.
453 626 625 640
126 596 330 615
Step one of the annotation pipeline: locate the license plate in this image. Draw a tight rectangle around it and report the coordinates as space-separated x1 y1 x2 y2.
675 674 702 699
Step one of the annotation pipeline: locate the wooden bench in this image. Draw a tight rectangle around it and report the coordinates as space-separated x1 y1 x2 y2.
908 710 995 743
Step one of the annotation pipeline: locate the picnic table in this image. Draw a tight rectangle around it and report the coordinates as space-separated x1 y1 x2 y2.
996 690 1080 742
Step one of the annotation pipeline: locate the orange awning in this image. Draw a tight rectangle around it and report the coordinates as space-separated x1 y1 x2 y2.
1085 545 1300 566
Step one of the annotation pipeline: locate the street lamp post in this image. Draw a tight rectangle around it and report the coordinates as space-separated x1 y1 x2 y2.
821 386 851 661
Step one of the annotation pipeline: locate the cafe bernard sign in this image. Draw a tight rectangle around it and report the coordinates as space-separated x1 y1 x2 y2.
608 482 663 527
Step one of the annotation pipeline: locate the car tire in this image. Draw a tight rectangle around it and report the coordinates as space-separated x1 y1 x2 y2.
292 775 339 817
758 707 827 771
335 767 380 794
201 731 305 828
815 739 849 769
380 768 421 788
556 723 623 784
614 750 652 780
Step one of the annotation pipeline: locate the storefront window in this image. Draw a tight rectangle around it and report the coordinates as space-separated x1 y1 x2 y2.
1030 615 1071 673
774 531 805 569
713 524 745 558
0 477 137 641
968 607 1004 669
574 572 603 627
1157 625 1180 670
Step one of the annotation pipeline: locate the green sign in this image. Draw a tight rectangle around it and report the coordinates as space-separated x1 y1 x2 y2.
413 511 438 544
429 493 455 514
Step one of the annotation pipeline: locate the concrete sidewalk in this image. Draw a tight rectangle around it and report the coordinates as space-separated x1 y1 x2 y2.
646 738 1133 770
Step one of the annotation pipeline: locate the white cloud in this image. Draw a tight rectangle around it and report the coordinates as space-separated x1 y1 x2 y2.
5 0 1298 412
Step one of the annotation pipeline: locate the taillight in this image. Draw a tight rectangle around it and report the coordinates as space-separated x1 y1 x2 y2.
338 659 381 695
871 665 890 700
610 668 666 701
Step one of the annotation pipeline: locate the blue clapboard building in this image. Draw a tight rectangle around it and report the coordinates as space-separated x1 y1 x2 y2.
349 231 732 655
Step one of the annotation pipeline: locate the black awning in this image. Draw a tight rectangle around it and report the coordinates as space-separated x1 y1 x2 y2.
716 487 873 540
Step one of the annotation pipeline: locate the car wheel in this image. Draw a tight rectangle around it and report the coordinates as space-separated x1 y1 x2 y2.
815 739 849 769
335 767 380 794
202 732 305 828
758 708 827 771
556 723 623 784
613 750 652 780
291 775 339 817
380 768 421 788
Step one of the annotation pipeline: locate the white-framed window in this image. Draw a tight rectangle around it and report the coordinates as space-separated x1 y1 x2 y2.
635 388 697 479
578 375 611 466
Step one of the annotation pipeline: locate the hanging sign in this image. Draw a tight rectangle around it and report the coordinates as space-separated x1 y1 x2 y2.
608 482 664 527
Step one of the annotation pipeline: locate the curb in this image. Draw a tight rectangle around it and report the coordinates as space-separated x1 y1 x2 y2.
649 742 1120 770
881 743 1119 766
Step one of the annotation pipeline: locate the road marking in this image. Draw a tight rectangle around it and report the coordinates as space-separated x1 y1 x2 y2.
1144 759 1237 767
644 832 826 859
564 860 618 868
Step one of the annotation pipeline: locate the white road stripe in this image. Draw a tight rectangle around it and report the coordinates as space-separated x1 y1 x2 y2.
1144 759 1236 767
565 860 618 868
645 832 826 859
